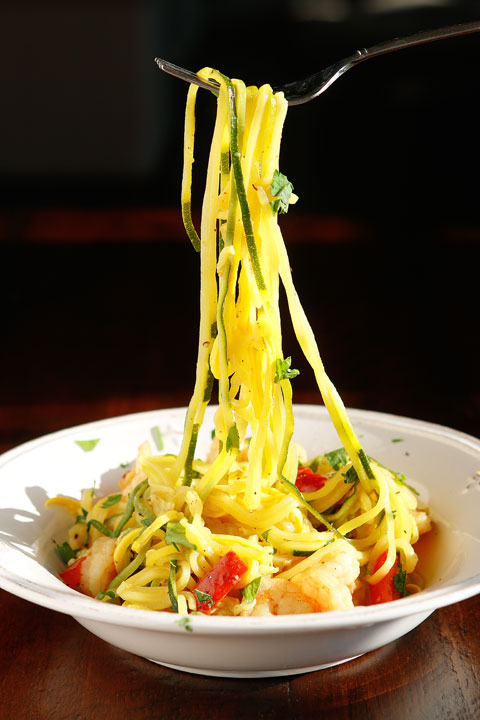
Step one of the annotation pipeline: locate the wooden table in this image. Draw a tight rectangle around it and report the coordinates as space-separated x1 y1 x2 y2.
1 586 479 720
1 209 479 718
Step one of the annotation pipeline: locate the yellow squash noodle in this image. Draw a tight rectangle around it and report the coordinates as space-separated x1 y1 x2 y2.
48 69 431 616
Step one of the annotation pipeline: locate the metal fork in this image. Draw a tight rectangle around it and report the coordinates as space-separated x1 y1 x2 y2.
155 20 480 105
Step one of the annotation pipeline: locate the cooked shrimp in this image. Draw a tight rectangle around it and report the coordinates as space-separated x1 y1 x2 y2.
412 510 431 536
290 552 360 612
249 577 317 616
79 536 117 597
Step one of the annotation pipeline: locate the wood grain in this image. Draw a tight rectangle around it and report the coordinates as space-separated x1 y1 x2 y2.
0 587 479 720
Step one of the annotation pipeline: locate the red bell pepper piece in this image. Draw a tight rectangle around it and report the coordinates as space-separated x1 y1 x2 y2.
295 466 328 493
369 550 401 605
59 556 85 588
194 551 248 613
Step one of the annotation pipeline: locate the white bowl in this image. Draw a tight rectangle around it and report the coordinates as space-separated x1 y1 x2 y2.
1 405 479 678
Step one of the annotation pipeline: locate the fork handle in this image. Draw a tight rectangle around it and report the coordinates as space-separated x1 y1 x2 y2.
354 20 480 63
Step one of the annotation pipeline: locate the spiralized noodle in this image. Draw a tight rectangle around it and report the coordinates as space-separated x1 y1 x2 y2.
46 70 431 616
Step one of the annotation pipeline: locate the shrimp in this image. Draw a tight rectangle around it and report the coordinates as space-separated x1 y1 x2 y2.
249 578 317 616
78 536 117 598
248 551 360 616
412 510 431 536
290 551 360 612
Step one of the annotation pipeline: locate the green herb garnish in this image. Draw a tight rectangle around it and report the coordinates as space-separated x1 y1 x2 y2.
324 447 348 470
165 522 196 551
89 519 115 537
274 357 299 383
242 577 261 603
75 439 100 452
193 588 214 608
270 169 294 214
101 493 122 509
175 616 193 632
56 541 79 564
393 565 408 597
75 507 88 524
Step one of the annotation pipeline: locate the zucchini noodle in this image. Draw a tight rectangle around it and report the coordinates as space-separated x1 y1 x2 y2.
47 69 432 616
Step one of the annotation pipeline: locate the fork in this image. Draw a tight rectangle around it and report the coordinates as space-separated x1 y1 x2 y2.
155 20 480 105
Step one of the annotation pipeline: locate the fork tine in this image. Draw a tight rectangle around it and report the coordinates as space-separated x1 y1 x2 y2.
156 21 480 106
154 58 219 93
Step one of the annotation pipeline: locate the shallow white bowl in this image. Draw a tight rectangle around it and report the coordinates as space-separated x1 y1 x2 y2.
1 405 480 678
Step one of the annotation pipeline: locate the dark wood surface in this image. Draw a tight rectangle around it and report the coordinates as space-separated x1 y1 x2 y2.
1 208 479 719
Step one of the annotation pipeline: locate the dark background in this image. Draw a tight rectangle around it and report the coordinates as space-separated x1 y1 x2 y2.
1 0 479 448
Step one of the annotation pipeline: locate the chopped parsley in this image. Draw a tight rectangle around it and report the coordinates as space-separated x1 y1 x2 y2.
101 493 122 509
393 565 408 597
75 507 88 524
193 588 214 609
274 357 299 383
56 541 79 564
165 522 197 551
75 439 100 452
88 519 115 537
324 447 348 471
242 577 261 603
175 616 193 632
270 170 294 214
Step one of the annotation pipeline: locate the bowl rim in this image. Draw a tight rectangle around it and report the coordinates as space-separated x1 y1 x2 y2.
1 405 480 635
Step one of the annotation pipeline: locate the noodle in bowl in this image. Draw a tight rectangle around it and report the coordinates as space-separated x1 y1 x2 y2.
1 405 479 677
